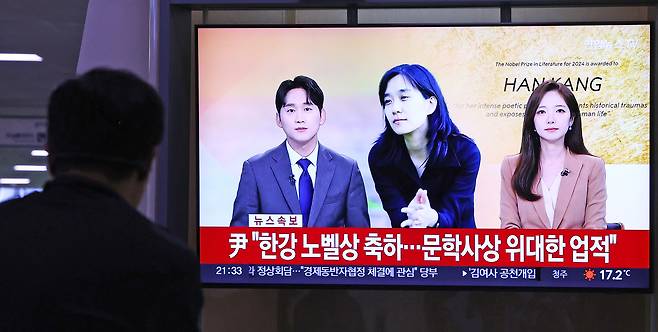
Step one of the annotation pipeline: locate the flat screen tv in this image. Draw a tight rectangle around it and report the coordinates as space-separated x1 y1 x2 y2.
197 23 651 288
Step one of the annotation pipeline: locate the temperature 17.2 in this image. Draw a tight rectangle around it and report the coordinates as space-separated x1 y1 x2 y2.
599 269 631 281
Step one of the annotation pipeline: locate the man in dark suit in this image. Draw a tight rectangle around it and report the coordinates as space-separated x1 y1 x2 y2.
230 75 370 227
0 69 202 331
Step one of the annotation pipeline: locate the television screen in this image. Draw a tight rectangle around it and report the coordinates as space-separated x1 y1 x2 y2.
197 24 650 288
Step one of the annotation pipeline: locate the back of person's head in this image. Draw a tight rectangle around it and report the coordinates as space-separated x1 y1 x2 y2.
275 75 324 112
47 68 164 181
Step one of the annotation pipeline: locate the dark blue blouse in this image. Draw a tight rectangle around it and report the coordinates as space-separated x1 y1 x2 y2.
368 133 480 228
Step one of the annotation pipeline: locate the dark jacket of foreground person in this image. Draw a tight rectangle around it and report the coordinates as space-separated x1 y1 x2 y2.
0 175 202 331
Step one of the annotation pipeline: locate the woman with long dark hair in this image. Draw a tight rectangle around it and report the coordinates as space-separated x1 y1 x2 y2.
368 64 480 228
500 80 606 229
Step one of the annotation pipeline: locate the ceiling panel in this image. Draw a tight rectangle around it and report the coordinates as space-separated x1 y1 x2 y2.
0 0 88 113
0 0 88 189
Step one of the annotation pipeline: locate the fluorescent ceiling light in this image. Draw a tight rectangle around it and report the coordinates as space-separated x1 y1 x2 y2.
14 165 47 172
31 150 49 157
0 53 43 62
0 178 30 185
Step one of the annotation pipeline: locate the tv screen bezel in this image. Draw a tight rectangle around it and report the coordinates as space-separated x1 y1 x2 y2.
194 21 654 292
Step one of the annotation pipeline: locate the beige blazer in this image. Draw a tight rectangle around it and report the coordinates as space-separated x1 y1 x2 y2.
500 151 606 229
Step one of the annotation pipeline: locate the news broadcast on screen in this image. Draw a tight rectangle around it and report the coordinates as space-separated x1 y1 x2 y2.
196 24 651 288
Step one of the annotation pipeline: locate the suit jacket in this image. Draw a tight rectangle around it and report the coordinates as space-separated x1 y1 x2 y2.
499 152 606 229
230 142 370 227
0 175 202 332
368 133 480 228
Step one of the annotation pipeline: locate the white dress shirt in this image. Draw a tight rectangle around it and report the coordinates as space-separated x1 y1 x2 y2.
540 174 562 228
285 141 319 198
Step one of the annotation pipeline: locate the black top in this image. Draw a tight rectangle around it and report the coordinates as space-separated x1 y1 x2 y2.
369 133 481 228
0 175 202 331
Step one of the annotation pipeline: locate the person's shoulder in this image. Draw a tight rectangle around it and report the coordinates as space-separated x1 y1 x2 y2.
368 139 392 165
368 140 382 158
150 224 198 262
574 153 604 163
573 153 605 169
0 194 26 210
448 133 481 163
503 153 521 164
448 133 478 151
109 208 200 275
500 153 521 172
0 191 43 224
320 144 357 166
128 215 198 271
245 142 287 165
89 197 196 266
0 189 41 206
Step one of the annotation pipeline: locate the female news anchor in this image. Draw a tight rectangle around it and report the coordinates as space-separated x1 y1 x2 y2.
368 64 480 228
500 80 606 229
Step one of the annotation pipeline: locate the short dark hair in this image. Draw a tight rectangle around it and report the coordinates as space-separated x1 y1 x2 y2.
47 68 164 181
274 75 324 113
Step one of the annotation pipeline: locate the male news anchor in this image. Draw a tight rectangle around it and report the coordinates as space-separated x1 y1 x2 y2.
230 75 370 227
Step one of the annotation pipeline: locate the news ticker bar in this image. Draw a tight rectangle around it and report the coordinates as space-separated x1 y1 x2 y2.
202 264 649 288
200 227 649 268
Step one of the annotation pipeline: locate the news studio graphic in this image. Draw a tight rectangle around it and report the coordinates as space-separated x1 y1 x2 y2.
200 226 649 288
197 24 651 289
